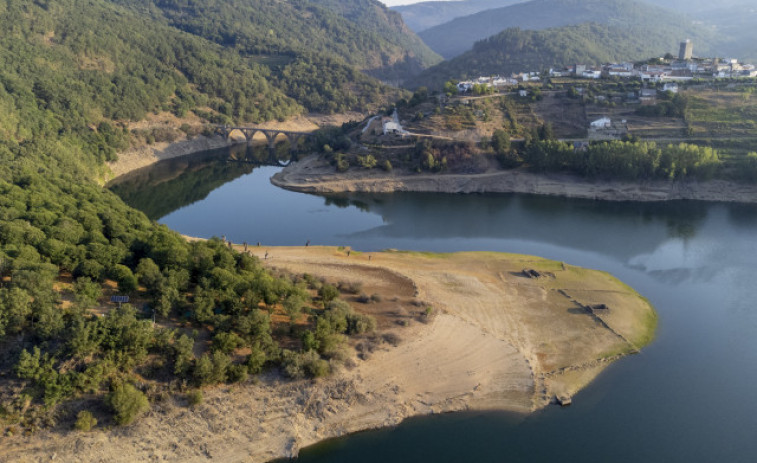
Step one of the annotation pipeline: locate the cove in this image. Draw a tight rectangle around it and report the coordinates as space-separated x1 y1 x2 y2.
110 147 757 462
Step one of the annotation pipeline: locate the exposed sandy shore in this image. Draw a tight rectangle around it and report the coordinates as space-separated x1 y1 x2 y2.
272 155 757 203
2 247 655 463
105 115 324 180
106 135 234 180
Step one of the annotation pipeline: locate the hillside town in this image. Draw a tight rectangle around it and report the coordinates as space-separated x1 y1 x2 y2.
456 40 757 93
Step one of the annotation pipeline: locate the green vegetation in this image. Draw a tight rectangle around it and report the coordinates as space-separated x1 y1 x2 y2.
0 0 399 432
522 140 720 180
74 410 98 432
107 383 149 426
118 0 440 82
417 0 713 59
413 22 693 89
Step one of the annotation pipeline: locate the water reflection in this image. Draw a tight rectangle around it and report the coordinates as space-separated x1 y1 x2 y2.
111 152 757 463
108 143 302 220
332 192 720 261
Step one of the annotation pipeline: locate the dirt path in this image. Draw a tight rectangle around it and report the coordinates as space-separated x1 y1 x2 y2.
1 247 655 463
272 155 757 203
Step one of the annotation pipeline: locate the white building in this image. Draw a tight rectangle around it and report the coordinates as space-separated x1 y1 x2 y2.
590 117 611 128
457 81 474 92
383 121 402 135
582 70 602 79
662 83 679 93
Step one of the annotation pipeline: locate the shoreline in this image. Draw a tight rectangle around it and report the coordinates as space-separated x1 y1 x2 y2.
106 134 235 181
0 246 656 462
105 113 365 181
271 155 757 204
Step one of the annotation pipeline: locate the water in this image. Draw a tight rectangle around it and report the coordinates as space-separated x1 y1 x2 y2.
111 148 757 462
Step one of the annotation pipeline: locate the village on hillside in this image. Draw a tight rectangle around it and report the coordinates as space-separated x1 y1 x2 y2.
455 40 757 94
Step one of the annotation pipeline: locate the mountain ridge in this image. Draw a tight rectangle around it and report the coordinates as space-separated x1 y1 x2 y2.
417 0 713 59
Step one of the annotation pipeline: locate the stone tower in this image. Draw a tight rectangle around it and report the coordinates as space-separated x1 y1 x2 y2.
679 39 693 60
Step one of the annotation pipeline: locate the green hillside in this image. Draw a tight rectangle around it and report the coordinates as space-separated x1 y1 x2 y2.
115 0 441 82
418 0 713 59
411 23 678 89
0 0 407 428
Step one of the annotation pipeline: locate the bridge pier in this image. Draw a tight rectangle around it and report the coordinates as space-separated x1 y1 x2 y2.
214 125 312 164
264 131 278 150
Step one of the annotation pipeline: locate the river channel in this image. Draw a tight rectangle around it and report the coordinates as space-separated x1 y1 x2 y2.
110 147 757 462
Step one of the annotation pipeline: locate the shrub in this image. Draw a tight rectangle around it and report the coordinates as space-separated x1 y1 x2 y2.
74 410 97 431
107 383 149 426
245 345 267 375
357 154 377 169
186 389 203 407
281 350 330 379
337 281 362 294
227 364 248 383
318 284 339 305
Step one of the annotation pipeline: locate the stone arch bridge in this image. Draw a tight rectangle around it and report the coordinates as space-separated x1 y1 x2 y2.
215 125 314 151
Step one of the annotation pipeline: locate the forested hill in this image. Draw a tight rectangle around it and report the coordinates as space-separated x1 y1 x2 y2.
391 0 521 33
0 0 413 428
410 23 675 89
418 0 712 59
114 0 441 82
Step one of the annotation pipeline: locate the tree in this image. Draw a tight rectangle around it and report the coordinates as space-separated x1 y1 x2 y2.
302 330 319 352
283 294 307 324
111 264 138 294
443 80 458 96
74 277 101 310
173 334 195 376
318 284 339 307
136 258 162 294
107 383 149 426
0 287 33 336
491 129 510 155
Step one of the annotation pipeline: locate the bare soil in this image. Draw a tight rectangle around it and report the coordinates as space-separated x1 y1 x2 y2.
272 155 757 204
0 246 655 463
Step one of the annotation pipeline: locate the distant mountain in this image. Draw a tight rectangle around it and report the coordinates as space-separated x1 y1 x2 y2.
690 3 757 62
391 0 523 32
409 22 677 89
646 0 746 13
418 0 713 59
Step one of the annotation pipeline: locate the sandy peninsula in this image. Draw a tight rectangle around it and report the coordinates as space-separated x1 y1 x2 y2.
2 246 655 463
272 155 757 203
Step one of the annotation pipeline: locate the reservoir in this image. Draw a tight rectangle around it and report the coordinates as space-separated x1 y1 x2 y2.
110 146 757 462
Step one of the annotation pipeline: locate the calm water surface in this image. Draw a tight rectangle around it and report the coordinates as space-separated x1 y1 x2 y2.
111 149 757 462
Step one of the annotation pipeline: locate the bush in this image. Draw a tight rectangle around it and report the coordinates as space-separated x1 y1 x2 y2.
318 284 339 305
74 410 97 431
282 350 330 379
107 383 149 426
186 389 203 407
337 281 363 294
227 364 248 383
245 345 267 374
110 264 138 294
357 154 377 169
